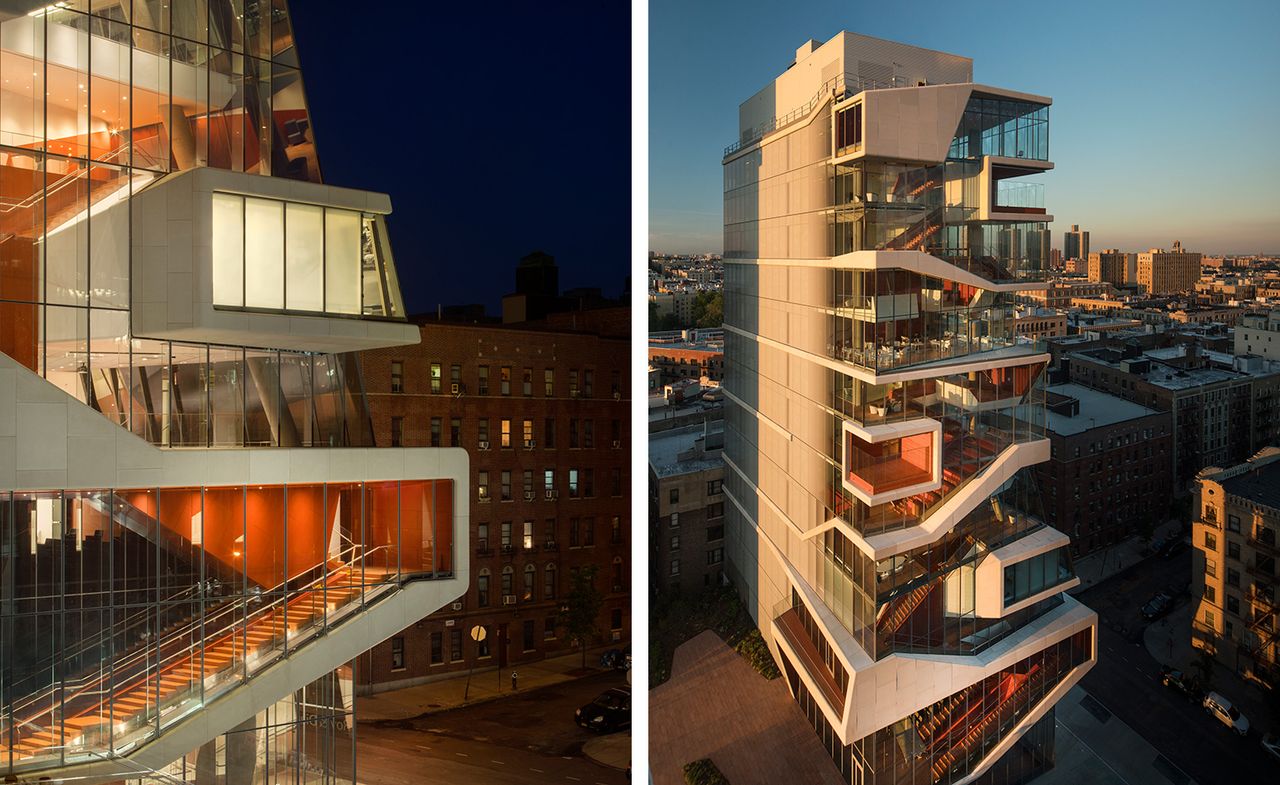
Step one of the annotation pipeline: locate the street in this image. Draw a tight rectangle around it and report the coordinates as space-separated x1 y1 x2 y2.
355 670 630 785
1077 543 1276 785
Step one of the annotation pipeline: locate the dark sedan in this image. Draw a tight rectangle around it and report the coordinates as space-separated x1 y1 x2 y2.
1142 591 1173 620
1159 668 1201 701
575 687 631 733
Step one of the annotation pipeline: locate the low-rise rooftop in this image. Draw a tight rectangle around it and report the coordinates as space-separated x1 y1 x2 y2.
1222 458 1280 511
649 421 726 478
1045 383 1162 436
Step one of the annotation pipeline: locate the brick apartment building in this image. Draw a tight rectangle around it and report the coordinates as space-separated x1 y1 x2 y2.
354 313 630 691
649 419 726 593
1066 342 1280 489
1192 447 1280 689
1036 383 1173 555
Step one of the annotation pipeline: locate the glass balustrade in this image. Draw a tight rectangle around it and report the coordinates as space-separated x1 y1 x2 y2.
0 479 453 772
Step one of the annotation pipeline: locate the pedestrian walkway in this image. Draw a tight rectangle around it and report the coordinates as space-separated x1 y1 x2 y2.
583 732 630 770
1143 601 1275 739
1040 686 1198 785
649 630 844 785
1071 519 1184 594
356 644 625 721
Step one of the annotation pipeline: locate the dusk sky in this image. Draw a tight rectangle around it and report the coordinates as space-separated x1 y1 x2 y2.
650 0 1280 257
290 3 630 316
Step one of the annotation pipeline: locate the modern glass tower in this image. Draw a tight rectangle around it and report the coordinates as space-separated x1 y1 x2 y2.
0 3 467 783
722 33 1097 785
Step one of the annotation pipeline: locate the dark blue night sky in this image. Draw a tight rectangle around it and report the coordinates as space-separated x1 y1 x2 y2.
289 3 631 316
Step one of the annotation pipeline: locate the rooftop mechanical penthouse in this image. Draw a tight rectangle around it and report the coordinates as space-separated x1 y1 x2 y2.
721 32 1097 785
0 2 467 782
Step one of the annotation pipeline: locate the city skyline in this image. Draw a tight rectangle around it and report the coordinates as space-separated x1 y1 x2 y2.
650 0 1280 256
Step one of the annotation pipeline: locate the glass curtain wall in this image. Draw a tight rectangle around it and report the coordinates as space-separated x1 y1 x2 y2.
0 480 452 773
830 270 1028 373
817 466 1060 660
829 361 1047 537
0 1 320 404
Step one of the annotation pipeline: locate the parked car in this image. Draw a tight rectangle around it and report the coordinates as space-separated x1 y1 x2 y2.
1158 668 1200 700
1141 592 1173 620
575 687 631 732
600 647 632 671
1145 537 1167 557
1262 732 1280 762
1160 538 1188 559
1203 691 1250 736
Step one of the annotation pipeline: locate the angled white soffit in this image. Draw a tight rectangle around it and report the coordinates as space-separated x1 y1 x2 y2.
0 350 469 523
778 544 1095 745
129 167 420 353
844 596 1095 743
804 438 1051 561
731 252 1044 292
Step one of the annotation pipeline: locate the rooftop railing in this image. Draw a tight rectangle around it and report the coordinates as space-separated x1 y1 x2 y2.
724 72 914 157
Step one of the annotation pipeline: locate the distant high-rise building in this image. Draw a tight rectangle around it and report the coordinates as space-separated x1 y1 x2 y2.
1063 224 1089 262
1136 241 1202 294
722 31 1096 785
516 250 561 297
1088 249 1136 287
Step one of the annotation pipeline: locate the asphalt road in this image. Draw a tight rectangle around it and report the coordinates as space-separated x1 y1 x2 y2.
1077 544 1275 785
355 670 630 785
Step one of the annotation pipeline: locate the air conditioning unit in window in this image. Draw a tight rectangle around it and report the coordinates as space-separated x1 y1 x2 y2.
545 489 558 500
524 439 536 449
611 630 622 642
451 383 461 395
570 390 580 398
502 595 517 606
478 441 490 450
524 491 536 501
451 602 463 611
612 440 621 449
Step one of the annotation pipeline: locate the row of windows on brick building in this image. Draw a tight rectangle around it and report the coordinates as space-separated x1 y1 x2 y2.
389 606 627 671
390 362 622 399
477 467 623 501
476 516 624 552
390 416 624 450
475 559 626 608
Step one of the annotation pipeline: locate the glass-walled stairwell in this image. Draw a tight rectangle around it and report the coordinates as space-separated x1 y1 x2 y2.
0 480 452 773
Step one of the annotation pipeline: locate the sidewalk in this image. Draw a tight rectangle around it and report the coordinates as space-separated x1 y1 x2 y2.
356 644 625 721
1070 519 1184 594
1143 600 1275 739
1040 685 1197 785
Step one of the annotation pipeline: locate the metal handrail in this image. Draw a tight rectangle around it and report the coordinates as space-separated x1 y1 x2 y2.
0 140 133 214
7 542 386 737
724 71 913 157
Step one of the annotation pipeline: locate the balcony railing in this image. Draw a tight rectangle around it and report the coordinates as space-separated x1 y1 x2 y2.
724 71 912 157
994 181 1045 213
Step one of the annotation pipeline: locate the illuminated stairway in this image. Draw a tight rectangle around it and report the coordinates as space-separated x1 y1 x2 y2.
2 564 387 767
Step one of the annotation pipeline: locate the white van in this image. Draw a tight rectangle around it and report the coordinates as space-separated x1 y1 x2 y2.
1203 691 1250 736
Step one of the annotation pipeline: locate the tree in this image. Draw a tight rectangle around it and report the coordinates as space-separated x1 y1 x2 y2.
695 292 723 328
562 565 605 668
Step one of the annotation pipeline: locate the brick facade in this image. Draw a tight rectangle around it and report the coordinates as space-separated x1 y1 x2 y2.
354 314 630 691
